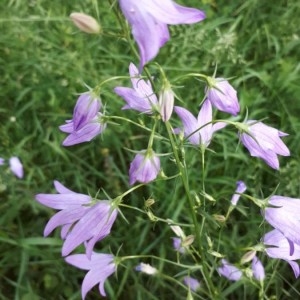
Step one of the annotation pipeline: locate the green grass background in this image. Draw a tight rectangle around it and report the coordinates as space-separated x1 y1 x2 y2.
0 0 300 299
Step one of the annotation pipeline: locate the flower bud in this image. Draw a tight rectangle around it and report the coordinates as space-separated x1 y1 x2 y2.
159 85 174 122
70 12 101 34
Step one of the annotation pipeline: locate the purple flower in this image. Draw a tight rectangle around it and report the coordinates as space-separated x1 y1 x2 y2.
0 158 4 165
35 181 118 258
239 121 290 169
251 256 265 281
230 181 247 206
119 0 205 70
9 156 24 178
217 259 242 281
59 92 106 146
183 276 200 292
206 77 240 115
65 252 116 299
174 100 226 147
264 195 300 246
114 63 158 114
263 229 300 278
172 237 185 254
129 149 160 185
135 263 158 275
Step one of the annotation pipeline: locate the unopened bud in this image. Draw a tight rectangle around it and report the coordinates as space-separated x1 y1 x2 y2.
70 12 101 34
159 85 174 122
182 235 195 247
241 250 256 264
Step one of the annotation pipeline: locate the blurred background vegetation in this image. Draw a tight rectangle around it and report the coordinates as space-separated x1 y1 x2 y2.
0 0 299 299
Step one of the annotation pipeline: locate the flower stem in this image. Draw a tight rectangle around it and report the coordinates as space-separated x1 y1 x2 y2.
164 121 216 297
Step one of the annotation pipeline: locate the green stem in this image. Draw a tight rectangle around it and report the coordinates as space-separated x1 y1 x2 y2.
164 121 216 297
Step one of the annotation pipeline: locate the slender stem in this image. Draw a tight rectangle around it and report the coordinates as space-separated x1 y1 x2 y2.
164 121 216 297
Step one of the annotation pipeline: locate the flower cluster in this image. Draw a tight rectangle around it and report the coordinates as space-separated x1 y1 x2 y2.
34 0 294 298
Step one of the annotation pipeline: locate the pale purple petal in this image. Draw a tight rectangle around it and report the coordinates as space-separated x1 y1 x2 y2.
119 0 205 69
197 100 213 146
35 193 91 209
231 181 247 206
174 106 199 144
66 253 116 299
62 202 116 256
207 78 239 115
264 196 300 246
263 229 300 260
252 256 265 281
183 276 200 291
172 237 185 253
54 180 76 194
43 206 89 236
85 208 118 259
129 151 160 185
218 259 242 281
114 87 154 113
0 158 5 165
62 121 104 146
287 261 300 278
9 156 23 178
73 93 101 130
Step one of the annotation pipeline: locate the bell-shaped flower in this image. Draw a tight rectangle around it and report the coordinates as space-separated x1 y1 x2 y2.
217 259 242 281
206 77 240 115
263 229 300 278
65 252 116 299
263 195 300 246
251 256 265 281
119 0 205 70
174 100 226 148
239 120 290 169
9 156 24 178
129 149 160 185
230 181 247 206
59 92 106 146
35 181 118 258
114 63 158 114
183 276 200 292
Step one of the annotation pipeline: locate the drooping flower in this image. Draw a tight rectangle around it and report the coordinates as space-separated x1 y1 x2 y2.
174 101 226 148
59 92 106 146
239 121 290 169
251 256 265 281
217 259 242 281
230 181 247 206
183 276 200 292
263 229 300 278
135 262 158 275
206 77 240 115
114 63 158 114
129 149 160 185
35 181 118 258
264 195 300 246
70 12 101 34
65 252 116 299
9 156 24 178
118 0 205 70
